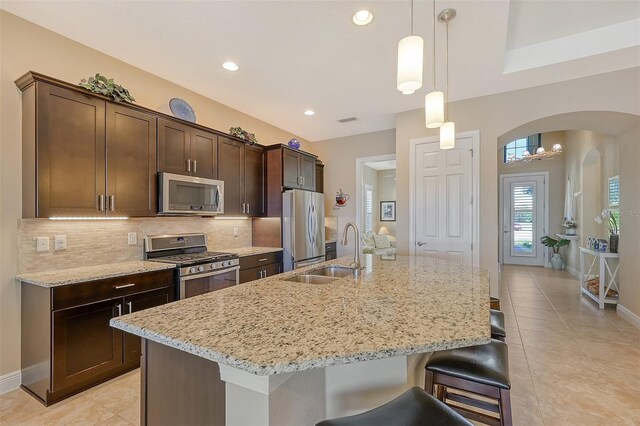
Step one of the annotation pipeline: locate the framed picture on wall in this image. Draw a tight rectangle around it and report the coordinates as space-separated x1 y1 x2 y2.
380 201 396 222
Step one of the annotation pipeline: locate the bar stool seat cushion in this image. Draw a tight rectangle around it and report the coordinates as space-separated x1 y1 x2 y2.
315 386 472 426
425 340 511 390
490 309 506 339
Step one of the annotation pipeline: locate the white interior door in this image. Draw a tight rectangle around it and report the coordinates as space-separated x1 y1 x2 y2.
502 175 545 266
413 137 473 265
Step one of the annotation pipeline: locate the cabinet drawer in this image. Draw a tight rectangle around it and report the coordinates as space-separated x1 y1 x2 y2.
239 251 282 270
52 269 175 311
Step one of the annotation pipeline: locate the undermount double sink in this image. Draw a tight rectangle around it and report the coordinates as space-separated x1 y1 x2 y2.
285 266 358 284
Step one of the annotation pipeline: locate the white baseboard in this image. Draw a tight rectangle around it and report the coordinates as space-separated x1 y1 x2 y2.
565 265 579 278
617 304 640 329
0 370 21 394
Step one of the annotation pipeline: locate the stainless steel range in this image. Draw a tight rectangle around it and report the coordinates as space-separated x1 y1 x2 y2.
144 233 239 299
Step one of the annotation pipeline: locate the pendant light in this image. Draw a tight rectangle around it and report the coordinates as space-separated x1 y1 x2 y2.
425 0 444 128
397 0 423 95
438 8 456 150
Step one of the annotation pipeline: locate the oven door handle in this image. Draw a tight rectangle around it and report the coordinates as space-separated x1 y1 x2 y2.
179 266 240 283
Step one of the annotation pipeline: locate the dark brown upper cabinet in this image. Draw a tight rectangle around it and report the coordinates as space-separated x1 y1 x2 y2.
18 76 157 218
106 104 157 217
316 162 324 193
264 145 318 216
158 118 218 179
217 138 265 217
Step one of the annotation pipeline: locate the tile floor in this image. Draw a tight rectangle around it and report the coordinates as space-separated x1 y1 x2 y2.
1 265 638 425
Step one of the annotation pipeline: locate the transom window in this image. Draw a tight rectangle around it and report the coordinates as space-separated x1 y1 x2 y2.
504 134 541 163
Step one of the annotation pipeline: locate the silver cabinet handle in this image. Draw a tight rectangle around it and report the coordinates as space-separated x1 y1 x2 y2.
116 303 122 316
417 241 426 246
302 176 305 185
263 269 268 278
242 203 246 213
193 160 197 173
108 195 115 211
246 203 250 214
186 158 191 172
114 283 136 289
259 270 263 279
98 195 105 211
258 258 268 262
127 301 133 313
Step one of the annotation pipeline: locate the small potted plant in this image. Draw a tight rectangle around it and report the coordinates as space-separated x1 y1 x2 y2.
562 220 577 236
540 235 569 270
78 74 135 103
595 209 619 253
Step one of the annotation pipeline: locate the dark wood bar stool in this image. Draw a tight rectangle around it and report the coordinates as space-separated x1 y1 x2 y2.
315 386 472 426
424 339 512 426
490 309 507 342
490 297 501 310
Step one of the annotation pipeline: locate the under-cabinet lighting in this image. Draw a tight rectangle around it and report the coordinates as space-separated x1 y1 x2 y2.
214 217 249 220
49 217 129 220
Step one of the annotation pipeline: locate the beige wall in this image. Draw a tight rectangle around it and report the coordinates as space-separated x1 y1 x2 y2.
0 11 312 376
497 131 566 266
312 129 396 257
561 130 619 273
395 68 640 296
377 170 397 237
617 125 640 318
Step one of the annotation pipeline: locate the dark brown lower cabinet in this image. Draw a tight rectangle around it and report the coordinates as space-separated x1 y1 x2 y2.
238 251 283 284
21 270 174 405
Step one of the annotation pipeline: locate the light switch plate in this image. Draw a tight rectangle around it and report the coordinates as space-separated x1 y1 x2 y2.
54 235 67 250
233 227 239 237
128 232 137 245
36 237 49 252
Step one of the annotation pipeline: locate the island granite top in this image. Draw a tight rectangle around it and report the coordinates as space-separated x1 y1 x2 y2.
110 255 490 375
17 261 176 288
220 246 283 257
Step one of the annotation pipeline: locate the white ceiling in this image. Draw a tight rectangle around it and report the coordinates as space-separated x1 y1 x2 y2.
2 0 639 142
364 160 397 171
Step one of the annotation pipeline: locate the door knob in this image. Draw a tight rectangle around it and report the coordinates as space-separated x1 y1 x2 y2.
417 241 426 246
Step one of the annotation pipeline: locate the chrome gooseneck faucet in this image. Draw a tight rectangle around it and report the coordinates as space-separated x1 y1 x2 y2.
341 222 361 273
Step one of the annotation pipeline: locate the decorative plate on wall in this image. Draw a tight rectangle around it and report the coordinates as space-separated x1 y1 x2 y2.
169 98 196 123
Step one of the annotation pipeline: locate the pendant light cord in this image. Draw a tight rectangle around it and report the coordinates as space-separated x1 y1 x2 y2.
445 18 449 121
432 0 436 89
410 0 414 35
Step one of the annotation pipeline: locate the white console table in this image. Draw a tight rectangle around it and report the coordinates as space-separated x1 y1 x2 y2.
579 247 620 309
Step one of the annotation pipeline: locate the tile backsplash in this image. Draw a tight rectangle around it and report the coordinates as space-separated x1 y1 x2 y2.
18 217 252 274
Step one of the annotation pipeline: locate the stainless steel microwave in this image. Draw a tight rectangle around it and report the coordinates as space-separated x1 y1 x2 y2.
158 173 224 215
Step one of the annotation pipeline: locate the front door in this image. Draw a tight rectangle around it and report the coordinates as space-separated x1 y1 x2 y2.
413 136 474 266
502 174 546 266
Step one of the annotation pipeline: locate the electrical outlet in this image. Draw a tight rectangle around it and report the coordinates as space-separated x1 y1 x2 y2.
233 227 239 237
128 232 137 245
36 236 49 252
54 235 67 250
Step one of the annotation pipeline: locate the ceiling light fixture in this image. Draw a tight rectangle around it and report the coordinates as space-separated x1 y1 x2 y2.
353 10 373 26
425 0 444 128
397 0 423 95
222 62 239 71
438 8 456 150
304 110 316 116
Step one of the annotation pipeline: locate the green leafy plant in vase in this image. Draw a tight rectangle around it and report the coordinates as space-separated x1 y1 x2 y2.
540 235 569 270
78 74 135 103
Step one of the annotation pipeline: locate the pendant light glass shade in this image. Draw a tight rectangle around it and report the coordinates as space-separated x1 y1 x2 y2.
425 91 444 128
440 121 455 150
397 35 424 95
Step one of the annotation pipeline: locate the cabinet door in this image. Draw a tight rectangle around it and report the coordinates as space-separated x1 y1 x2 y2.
37 83 106 217
244 145 265 217
218 137 244 215
123 287 174 364
106 104 157 217
262 262 281 278
316 164 324 193
282 149 301 188
191 129 218 179
158 118 191 175
299 154 316 191
239 266 262 284
52 299 122 392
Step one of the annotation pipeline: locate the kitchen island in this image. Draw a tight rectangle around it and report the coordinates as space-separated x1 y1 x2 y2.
110 255 490 425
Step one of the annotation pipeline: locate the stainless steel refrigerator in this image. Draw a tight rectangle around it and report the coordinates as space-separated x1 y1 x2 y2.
282 189 325 271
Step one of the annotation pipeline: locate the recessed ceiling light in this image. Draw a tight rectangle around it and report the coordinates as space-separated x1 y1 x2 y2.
222 62 239 71
353 10 373 26
304 110 316 116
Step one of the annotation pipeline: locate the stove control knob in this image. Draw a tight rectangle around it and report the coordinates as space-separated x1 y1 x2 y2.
210 263 216 269
189 267 197 274
198 266 205 272
221 261 228 267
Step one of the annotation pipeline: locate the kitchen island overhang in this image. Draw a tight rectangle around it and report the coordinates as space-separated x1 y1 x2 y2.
111 255 491 425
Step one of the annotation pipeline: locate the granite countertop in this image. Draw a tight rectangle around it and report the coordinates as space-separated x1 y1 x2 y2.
111 255 490 376
17 261 176 288
221 247 283 257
